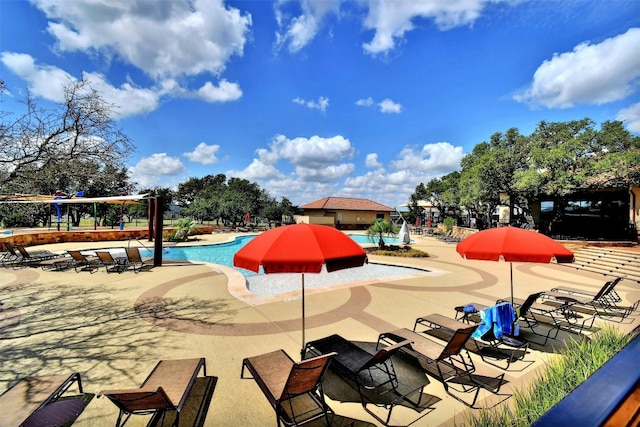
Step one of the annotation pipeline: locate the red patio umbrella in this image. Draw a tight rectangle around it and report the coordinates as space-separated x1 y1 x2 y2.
233 223 368 355
456 227 574 304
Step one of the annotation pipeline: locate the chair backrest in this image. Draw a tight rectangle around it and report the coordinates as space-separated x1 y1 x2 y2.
359 339 411 371
282 352 335 398
96 251 115 264
125 247 142 263
519 292 544 317
3 242 18 256
440 325 477 359
101 387 174 413
15 244 30 258
67 250 85 261
592 279 615 301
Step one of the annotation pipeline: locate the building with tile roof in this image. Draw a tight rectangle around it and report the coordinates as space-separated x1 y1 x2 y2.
299 197 394 229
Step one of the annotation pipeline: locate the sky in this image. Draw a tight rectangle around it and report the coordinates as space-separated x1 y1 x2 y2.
1 0 639 209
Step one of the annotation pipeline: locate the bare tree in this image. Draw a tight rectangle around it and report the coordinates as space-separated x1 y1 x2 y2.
0 79 134 188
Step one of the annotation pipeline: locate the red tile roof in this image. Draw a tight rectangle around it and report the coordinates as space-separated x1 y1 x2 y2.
301 197 394 212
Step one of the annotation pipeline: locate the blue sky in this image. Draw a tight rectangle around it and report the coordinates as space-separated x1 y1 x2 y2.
1 0 639 208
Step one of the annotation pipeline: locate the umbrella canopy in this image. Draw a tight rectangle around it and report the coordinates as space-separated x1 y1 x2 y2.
233 224 368 356
456 227 574 304
234 223 367 274
398 221 411 245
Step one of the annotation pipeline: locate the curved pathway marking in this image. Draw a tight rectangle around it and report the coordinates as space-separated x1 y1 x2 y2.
134 268 373 336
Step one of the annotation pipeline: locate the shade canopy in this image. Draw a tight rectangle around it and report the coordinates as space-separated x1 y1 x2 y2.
233 223 368 274
456 227 575 264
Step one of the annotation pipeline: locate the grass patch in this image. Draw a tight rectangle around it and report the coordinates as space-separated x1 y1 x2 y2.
364 245 429 257
462 326 633 426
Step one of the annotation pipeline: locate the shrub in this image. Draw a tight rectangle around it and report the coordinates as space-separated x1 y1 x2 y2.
462 326 632 426
443 217 456 231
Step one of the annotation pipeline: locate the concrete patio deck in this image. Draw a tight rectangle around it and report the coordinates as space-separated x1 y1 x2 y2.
1 231 638 426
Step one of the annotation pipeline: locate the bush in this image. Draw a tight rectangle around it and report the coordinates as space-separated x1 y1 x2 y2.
443 217 456 232
463 326 632 426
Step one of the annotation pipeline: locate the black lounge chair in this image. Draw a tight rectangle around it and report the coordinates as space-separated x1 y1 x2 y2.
543 277 638 320
241 349 335 426
304 334 427 425
497 292 596 336
378 325 507 408
99 358 206 427
550 276 625 306
0 372 86 427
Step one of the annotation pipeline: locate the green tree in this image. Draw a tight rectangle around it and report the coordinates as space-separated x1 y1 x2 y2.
366 218 396 249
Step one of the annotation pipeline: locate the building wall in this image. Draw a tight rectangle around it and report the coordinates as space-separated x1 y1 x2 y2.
301 209 391 229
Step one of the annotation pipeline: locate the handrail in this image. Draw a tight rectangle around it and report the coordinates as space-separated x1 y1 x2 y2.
127 238 153 252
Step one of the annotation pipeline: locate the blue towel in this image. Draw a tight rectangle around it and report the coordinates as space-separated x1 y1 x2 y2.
463 304 477 313
472 302 519 339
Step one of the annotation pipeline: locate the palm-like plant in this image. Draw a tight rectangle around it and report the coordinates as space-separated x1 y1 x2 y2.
173 218 198 241
366 218 397 249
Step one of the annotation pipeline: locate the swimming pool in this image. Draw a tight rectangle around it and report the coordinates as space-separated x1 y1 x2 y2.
155 234 433 297
160 234 412 277
347 234 412 245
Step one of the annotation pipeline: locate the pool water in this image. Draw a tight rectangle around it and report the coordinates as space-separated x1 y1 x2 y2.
151 234 430 297
159 234 411 276
347 234 412 245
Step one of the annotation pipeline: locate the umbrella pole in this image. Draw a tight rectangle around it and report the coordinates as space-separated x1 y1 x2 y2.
510 262 514 305
301 273 306 359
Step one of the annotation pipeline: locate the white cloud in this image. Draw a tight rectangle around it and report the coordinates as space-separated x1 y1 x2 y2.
390 142 464 174
274 0 342 53
0 53 159 118
355 97 374 106
617 102 640 133
293 96 329 112
227 133 357 202
270 134 355 168
365 153 382 168
33 0 252 80
378 98 402 113
229 158 286 181
196 80 243 103
361 0 491 55
183 143 221 165
295 163 355 183
514 28 640 108
129 153 187 188
1 52 73 102
275 0 501 56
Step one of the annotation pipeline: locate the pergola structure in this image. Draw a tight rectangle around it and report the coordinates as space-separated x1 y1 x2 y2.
0 193 166 266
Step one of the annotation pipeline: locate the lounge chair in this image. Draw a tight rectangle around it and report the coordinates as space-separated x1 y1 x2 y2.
0 243 22 267
378 325 507 408
125 247 153 273
414 311 531 370
67 250 101 273
241 349 335 426
96 251 128 273
550 276 625 306
498 292 596 336
304 334 425 425
0 372 85 427
16 244 61 261
543 277 638 320
99 358 206 427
